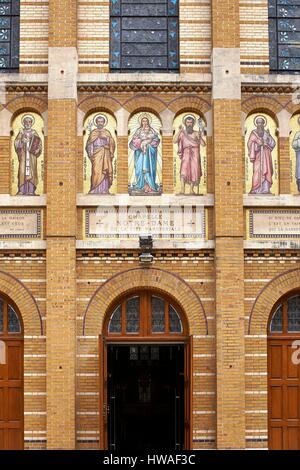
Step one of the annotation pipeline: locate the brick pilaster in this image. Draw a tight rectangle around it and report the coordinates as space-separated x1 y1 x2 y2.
46 0 77 449
211 0 246 449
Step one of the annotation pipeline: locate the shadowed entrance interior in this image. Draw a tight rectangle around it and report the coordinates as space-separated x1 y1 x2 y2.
107 343 184 451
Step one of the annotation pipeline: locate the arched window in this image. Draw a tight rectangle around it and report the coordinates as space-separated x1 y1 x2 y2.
269 1 300 72
106 291 186 337
0 296 22 335
110 0 179 72
269 293 300 334
0 1 20 71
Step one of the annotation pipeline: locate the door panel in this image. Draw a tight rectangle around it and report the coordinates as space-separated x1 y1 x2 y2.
270 386 283 419
268 339 300 450
7 344 22 380
0 340 23 450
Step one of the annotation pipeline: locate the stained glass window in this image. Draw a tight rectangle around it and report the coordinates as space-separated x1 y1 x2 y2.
0 1 19 72
269 0 300 72
151 296 165 333
110 0 179 72
126 296 140 333
169 304 183 333
108 305 122 333
270 304 283 332
8 304 21 333
288 295 300 332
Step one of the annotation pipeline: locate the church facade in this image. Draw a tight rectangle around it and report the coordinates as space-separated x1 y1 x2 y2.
0 0 300 451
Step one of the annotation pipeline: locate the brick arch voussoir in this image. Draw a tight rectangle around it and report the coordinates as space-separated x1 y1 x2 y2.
249 268 300 335
0 271 42 335
78 94 122 115
168 95 211 115
6 96 47 115
242 96 283 118
83 268 208 336
123 95 167 115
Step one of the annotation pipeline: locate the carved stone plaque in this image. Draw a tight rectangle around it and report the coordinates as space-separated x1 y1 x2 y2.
0 210 42 238
249 209 300 239
85 206 206 240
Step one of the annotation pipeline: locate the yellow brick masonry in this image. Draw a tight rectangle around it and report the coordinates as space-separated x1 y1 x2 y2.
46 0 78 449
212 0 246 449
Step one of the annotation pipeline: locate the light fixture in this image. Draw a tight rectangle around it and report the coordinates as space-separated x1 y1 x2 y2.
139 235 153 264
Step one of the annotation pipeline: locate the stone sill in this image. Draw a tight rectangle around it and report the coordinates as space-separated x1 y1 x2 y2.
243 194 300 207
0 240 46 249
0 194 47 206
77 193 214 207
244 240 300 250
76 239 215 250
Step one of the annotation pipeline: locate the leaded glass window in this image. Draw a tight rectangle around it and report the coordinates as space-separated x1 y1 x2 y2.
110 0 179 72
8 304 21 333
108 305 122 333
106 292 186 336
151 296 165 333
270 304 283 332
269 0 300 72
0 297 22 335
288 295 300 332
169 304 182 333
0 0 20 72
126 296 140 333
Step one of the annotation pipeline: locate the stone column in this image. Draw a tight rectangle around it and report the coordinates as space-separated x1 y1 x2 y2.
211 1 246 449
46 0 77 449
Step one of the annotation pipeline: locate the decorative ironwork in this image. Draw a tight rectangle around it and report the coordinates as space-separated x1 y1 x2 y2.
269 0 300 72
287 295 300 332
110 0 179 72
270 304 283 332
126 296 140 333
0 1 19 72
8 304 21 333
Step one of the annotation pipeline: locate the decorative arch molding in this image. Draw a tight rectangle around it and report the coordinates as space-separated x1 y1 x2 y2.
168 95 211 115
6 95 47 115
0 270 42 335
249 268 300 334
241 95 283 118
83 268 208 336
78 94 122 115
123 94 167 114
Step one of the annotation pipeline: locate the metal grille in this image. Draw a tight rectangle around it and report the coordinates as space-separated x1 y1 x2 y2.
269 0 300 72
110 0 179 72
0 0 19 72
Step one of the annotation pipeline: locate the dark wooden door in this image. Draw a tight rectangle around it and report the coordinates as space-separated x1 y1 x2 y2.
0 339 24 449
268 339 300 450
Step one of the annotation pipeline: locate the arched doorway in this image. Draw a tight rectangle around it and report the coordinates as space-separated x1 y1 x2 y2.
0 295 24 450
99 290 191 451
268 292 300 450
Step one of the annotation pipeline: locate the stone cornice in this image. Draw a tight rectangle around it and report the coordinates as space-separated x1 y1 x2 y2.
77 83 211 93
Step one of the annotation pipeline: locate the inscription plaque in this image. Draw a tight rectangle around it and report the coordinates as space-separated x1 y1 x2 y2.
249 209 300 239
84 206 206 240
0 210 41 238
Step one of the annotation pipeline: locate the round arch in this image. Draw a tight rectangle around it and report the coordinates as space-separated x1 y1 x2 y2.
249 268 300 334
0 270 42 335
83 268 208 336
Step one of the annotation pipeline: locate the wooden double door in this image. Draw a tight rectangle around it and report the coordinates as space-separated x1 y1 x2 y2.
268 339 300 450
0 339 23 449
0 297 24 450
